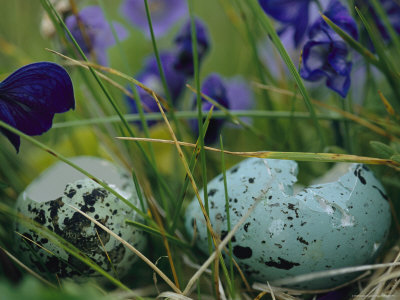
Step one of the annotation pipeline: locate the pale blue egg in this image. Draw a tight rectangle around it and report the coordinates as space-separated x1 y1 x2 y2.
185 158 391 289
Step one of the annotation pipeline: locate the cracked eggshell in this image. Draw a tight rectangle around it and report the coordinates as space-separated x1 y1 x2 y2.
185 158 391 289
15 156 146 280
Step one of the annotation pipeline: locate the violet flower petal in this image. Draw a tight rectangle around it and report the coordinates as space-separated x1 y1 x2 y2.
190 73 229 144
121 0 187 38
173 18 210 76
65 6 128 65
258 0 313 47
0 62 75 152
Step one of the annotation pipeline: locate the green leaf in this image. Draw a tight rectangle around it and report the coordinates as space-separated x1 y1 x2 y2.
370 141 396 158
390 154 400 164
0 182 8 190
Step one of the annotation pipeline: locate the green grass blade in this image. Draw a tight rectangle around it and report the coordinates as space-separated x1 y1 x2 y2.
321 14 381 69
143 0 182 140
247 0 326 150
355 6 400 101
0 120 147 220
125 220 189 247
220 136 235 298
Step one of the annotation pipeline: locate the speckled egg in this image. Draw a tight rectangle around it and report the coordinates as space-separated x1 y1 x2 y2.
185 158 391 289
15 156 146 280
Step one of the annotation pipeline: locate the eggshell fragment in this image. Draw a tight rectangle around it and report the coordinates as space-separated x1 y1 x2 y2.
185 158 391 289
15 156 146 280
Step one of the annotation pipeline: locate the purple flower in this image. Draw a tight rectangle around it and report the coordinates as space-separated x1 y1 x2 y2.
190 74 230 144
173 18 210 76
300 0 358 98
355 0 400 46
126 52 186 127
65 6 128 66
0 62 75 152
225 76 254 126
120 0 187 38
258 0 313 47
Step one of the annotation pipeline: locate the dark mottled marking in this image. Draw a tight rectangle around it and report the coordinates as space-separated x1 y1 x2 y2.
274 243 282 248
372 185 388 200
65 188 76 198
244 222 250 232
297 236 309 245
301 221 307 226
248 177 255 183
268 195 272 200
233 198 238 203
34 209 46 225
208 189 218 197
264 257 300 270
221 230 236 242
287 203 299 218
354 167 367 185
77 184 82 189
112 209 117 215
261 240 266 244
230 166 239 174
362 165 370 171
287 216 293 220
233 245 252 259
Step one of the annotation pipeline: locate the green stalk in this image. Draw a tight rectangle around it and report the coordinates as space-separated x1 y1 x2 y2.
97 0 170 221
220 136 235 298
52 110 347 129
248 0 326 150
369 0 400 57
0 121 146 220
187 0 212 253
125 220 189 247
143 0 182 140
355 7 400 102
169 107 214 233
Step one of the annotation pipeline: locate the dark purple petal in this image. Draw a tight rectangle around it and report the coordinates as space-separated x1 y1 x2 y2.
190 73 229 144
65 6 128 65
309 0 358 41
356 0 400 48
225 77 254 111
300 0 356 97
121 0 187 38
258 0 312 47
125 52 186 127
173 18 210 76
0 62 75 152
225 77 254 126
326 68 351 98
300 40 331 81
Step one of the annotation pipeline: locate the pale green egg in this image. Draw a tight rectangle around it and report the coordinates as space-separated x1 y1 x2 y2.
15 156 146 281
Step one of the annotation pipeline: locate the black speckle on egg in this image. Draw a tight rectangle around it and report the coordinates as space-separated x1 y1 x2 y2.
33 209 46 225
208 189 218 197
248 177 255 183
372 185 388 201
244 222 250 232
297 236 309 245
230 166 239 174
264 257 300 270
354 166 367 185
233 245 252 259
64 187 76 198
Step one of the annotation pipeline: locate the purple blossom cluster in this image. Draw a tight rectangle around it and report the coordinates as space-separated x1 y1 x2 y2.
258 0 400 98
